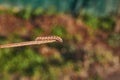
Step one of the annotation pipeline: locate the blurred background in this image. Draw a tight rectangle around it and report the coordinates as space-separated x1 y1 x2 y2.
0 0 120 80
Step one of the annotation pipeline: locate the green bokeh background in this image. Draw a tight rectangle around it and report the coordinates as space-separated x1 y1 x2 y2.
0 0 120 80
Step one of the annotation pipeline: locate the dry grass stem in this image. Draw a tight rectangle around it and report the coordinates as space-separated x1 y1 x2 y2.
0 36 63 48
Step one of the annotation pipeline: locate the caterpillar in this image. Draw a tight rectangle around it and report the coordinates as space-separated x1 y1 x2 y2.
0 36 62 48
35 36 63 42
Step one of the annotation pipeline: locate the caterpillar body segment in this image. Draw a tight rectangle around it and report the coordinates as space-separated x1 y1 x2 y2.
35 36 63 43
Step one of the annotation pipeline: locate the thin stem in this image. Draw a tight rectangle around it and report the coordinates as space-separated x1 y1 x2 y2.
0 36 62 48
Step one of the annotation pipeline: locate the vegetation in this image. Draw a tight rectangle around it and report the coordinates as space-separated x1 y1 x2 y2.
0 7 119 80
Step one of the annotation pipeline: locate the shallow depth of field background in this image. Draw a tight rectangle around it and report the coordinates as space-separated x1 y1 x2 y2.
0 0 120 80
